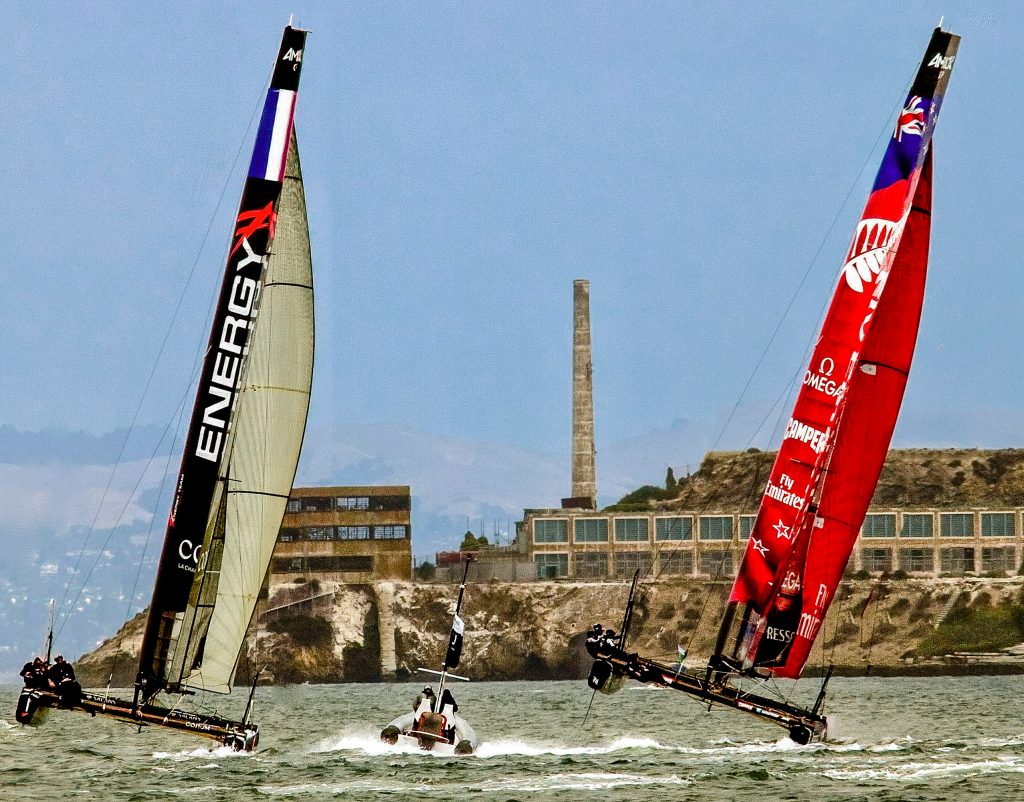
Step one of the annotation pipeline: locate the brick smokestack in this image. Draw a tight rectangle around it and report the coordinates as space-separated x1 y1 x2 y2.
569 279 596 508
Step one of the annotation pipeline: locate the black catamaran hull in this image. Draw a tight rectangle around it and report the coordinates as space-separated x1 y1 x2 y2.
15 688 258 751
585 638 827 745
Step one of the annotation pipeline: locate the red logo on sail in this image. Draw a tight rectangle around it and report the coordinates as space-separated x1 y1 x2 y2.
230 203 277 256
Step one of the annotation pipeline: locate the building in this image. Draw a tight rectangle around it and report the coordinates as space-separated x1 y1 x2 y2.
269 485 413 583
519 449 1024 581
522 506 1024 580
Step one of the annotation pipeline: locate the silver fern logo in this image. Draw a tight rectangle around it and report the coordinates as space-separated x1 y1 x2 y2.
842 217 904 292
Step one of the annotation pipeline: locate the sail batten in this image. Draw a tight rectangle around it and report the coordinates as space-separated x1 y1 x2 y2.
724 27 958 679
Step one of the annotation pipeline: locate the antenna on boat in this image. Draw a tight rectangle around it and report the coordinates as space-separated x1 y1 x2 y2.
434 557 473 713
938 16 944 28
288 13 294 27
44 599 55 662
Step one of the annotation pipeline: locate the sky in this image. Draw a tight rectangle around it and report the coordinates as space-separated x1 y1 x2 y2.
2 2 1023 468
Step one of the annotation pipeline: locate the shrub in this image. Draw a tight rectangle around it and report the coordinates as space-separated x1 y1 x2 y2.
267 614 333 647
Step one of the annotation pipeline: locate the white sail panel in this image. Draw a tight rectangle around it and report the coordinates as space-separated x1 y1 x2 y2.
184 131 314 692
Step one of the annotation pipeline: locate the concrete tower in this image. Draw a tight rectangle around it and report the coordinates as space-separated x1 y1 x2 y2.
567 279 596 509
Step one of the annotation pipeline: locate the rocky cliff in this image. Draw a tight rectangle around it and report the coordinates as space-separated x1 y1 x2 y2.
75 577 1024 687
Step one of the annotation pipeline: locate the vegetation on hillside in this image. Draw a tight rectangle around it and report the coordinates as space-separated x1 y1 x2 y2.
917 590 1024 656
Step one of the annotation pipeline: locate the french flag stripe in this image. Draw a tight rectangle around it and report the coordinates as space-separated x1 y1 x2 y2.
265 89 296 182
247 89 296 182
248 90 279 179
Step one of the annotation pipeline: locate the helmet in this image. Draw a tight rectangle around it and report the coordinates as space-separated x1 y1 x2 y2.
55 655 64 662
422 685 433 694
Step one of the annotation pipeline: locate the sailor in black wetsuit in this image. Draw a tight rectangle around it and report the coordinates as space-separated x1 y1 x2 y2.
47 655 81 708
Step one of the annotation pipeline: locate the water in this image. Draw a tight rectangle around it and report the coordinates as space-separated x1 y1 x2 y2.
2 677 1023 800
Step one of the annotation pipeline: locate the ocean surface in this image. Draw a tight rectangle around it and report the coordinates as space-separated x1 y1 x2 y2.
2 677 1023 800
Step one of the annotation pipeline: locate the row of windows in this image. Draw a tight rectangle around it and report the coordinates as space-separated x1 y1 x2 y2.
537 545 1021 579
272 555 375 573
862 512 1018 538
535 515 754 544
535 511 1024 545
860 546 1017 574
279 525 409 542
285 495 410 513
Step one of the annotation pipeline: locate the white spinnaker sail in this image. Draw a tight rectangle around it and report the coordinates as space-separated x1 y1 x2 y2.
178 132 314 693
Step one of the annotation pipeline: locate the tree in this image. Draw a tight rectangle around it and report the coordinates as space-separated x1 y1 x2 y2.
665 466 677 491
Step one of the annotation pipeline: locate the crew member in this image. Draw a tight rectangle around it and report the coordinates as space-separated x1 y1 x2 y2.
48 655 80 709
439 688 458 743
413 685 436 717
20 658 41 688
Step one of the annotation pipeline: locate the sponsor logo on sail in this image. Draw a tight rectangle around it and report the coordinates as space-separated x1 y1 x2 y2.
784 418 830 454
803 356 847 398
928 52 955 70
195 207 270 463
765 626 793 643
797 612 822 640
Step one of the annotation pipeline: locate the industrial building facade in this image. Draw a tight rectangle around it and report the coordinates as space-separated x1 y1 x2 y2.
522 507 1024 580
269 485 413 582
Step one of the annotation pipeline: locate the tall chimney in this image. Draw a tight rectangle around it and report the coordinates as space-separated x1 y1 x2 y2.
567 279 596 509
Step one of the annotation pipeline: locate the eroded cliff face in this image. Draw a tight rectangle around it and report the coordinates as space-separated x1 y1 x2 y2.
74 578 1024 688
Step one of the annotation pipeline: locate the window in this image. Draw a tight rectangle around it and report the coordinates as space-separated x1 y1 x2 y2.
337 526 370 540
981 546 1016 574
373 525 407 539
298 496 333 512
304 526 335 541
899 548 934 573
900 513 933 538
939 547 974 575
534 519 569 543
278 528 300 543
940 513 974 537
615 551 652 578
285 499 301 513
574 518 608 543
862 514 896 538
861 548 892 573
336 496 370 510
698 550 733 576
536 553 568 579
981 513 1015 537
307 555 373 572
575 552 609 579
615 518 649 542
658 550 693 575
699 516 733 541
655 517 692 541
739 516 757 539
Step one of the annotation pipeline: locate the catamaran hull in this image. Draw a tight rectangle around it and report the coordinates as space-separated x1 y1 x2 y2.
587 645 827 744
380 711 478 755
14 688 259 751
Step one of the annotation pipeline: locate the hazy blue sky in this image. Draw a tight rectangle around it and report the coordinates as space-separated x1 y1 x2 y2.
2 1 1021 458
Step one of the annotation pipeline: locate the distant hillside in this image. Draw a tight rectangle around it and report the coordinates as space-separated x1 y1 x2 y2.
609 448 1024 512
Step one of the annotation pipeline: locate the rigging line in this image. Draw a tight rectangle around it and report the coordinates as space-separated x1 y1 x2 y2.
55 373 199 640
106 395 189 684
53 77 273 630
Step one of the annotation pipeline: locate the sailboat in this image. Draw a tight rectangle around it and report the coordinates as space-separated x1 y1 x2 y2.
584 26 959 744
381 559 479 754
14 24 313 751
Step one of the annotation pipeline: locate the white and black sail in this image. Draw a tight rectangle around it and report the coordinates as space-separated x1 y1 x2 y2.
138 25 312 697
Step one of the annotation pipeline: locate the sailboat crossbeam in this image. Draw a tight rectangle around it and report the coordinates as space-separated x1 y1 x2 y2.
15 688 259 751
584 634 826 744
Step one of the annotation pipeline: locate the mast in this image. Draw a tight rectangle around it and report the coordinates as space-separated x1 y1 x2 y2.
137 24 309 697
720 27 959 678
435 559 471 712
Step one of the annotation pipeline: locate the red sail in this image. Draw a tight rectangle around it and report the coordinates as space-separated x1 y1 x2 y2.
773 156 931 676
726 26 958 678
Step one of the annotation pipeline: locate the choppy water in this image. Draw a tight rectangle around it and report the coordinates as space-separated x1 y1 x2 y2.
2 677 1023 800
